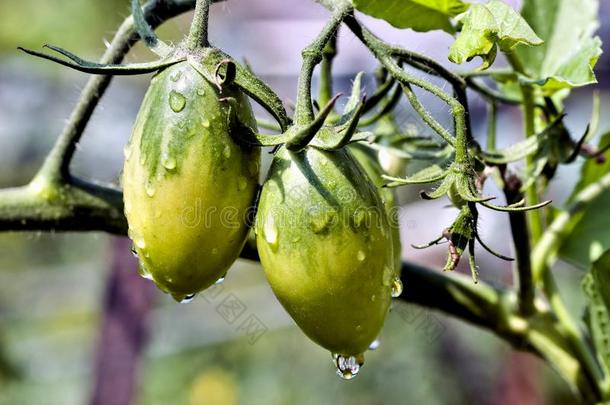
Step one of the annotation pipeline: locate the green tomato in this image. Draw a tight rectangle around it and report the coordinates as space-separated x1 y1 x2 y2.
255 146 395 356
123 61 260 301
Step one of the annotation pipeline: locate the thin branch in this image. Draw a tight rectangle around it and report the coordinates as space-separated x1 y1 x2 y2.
294 3 351 125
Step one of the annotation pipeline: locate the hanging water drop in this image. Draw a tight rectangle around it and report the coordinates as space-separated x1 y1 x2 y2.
123 144 132 160
179 293 196 304
215 275 225 285
368 339 380 351
332 353 364 380
391 277 403 298
169 90 186 112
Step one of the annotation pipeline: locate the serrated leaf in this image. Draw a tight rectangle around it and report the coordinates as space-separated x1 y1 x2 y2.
516 0 602 96
560 131 610 268
449 0 543 70
352 0 469 33
582 251 610 377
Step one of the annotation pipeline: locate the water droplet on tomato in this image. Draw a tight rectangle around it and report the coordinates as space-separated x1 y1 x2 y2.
263 215 279 251
211 247 218 255
179 293 196 304
137 261 152 280
169 90 186 112
162 155 177 170
332 353 364 380
357 250 366 261
170 70 182 82
123 144 132 160
391 277 403 298
201 119 210 128
145 181 156 197
309 211 336 234
222 144 232 159
237 176 248 191
382 265 393 287
196 87 206 96
368 339 380 351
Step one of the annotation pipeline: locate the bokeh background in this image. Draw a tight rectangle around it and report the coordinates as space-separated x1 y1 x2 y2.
0 0 609 404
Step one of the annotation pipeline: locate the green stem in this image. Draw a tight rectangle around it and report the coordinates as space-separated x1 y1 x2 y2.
187 0 211 50
294 4 351 125
487 101 497 151
318 32 337 108
532 171 610 281
344 16 466 160
521 85 544 244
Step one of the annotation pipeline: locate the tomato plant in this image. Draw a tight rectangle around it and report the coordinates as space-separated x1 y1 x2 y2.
2 0 609 402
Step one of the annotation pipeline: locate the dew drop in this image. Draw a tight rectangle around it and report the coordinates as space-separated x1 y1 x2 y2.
357 250 366 262
237 176 248 191
352 210 368 230
309 211 336 234
332 353 364 380
215 276 225 285
368 339 380 351
169 90 186 112
123 144 132 160
137 262 153 280
179 293 196 304
162 155 177 170
145 181 156 197
196 87 206 96
391 277 403 298
222 144 232 159
124 198 132 215
263 215 279 251
170 70 182 82
201 119 210 128
211 247 219 255
134 236 146 250
382 265 393 287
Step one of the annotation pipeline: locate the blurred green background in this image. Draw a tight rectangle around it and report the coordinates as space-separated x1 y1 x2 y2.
1 0 608 404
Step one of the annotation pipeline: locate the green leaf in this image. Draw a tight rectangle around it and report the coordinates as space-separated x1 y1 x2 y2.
560 131 610 268
449 0 543 70
382 164 448 186
516 0 602 95
352 0 469 33
582 250 610 377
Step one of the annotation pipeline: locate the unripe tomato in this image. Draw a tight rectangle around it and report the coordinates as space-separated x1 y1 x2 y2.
123 62 260 301
255 146 395 357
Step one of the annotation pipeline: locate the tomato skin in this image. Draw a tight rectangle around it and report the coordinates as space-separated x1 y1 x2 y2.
123 61 260 299
255 146 394 355
349 143 402 274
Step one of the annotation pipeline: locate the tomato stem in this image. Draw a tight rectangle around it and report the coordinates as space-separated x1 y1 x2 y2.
187 0 211 50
